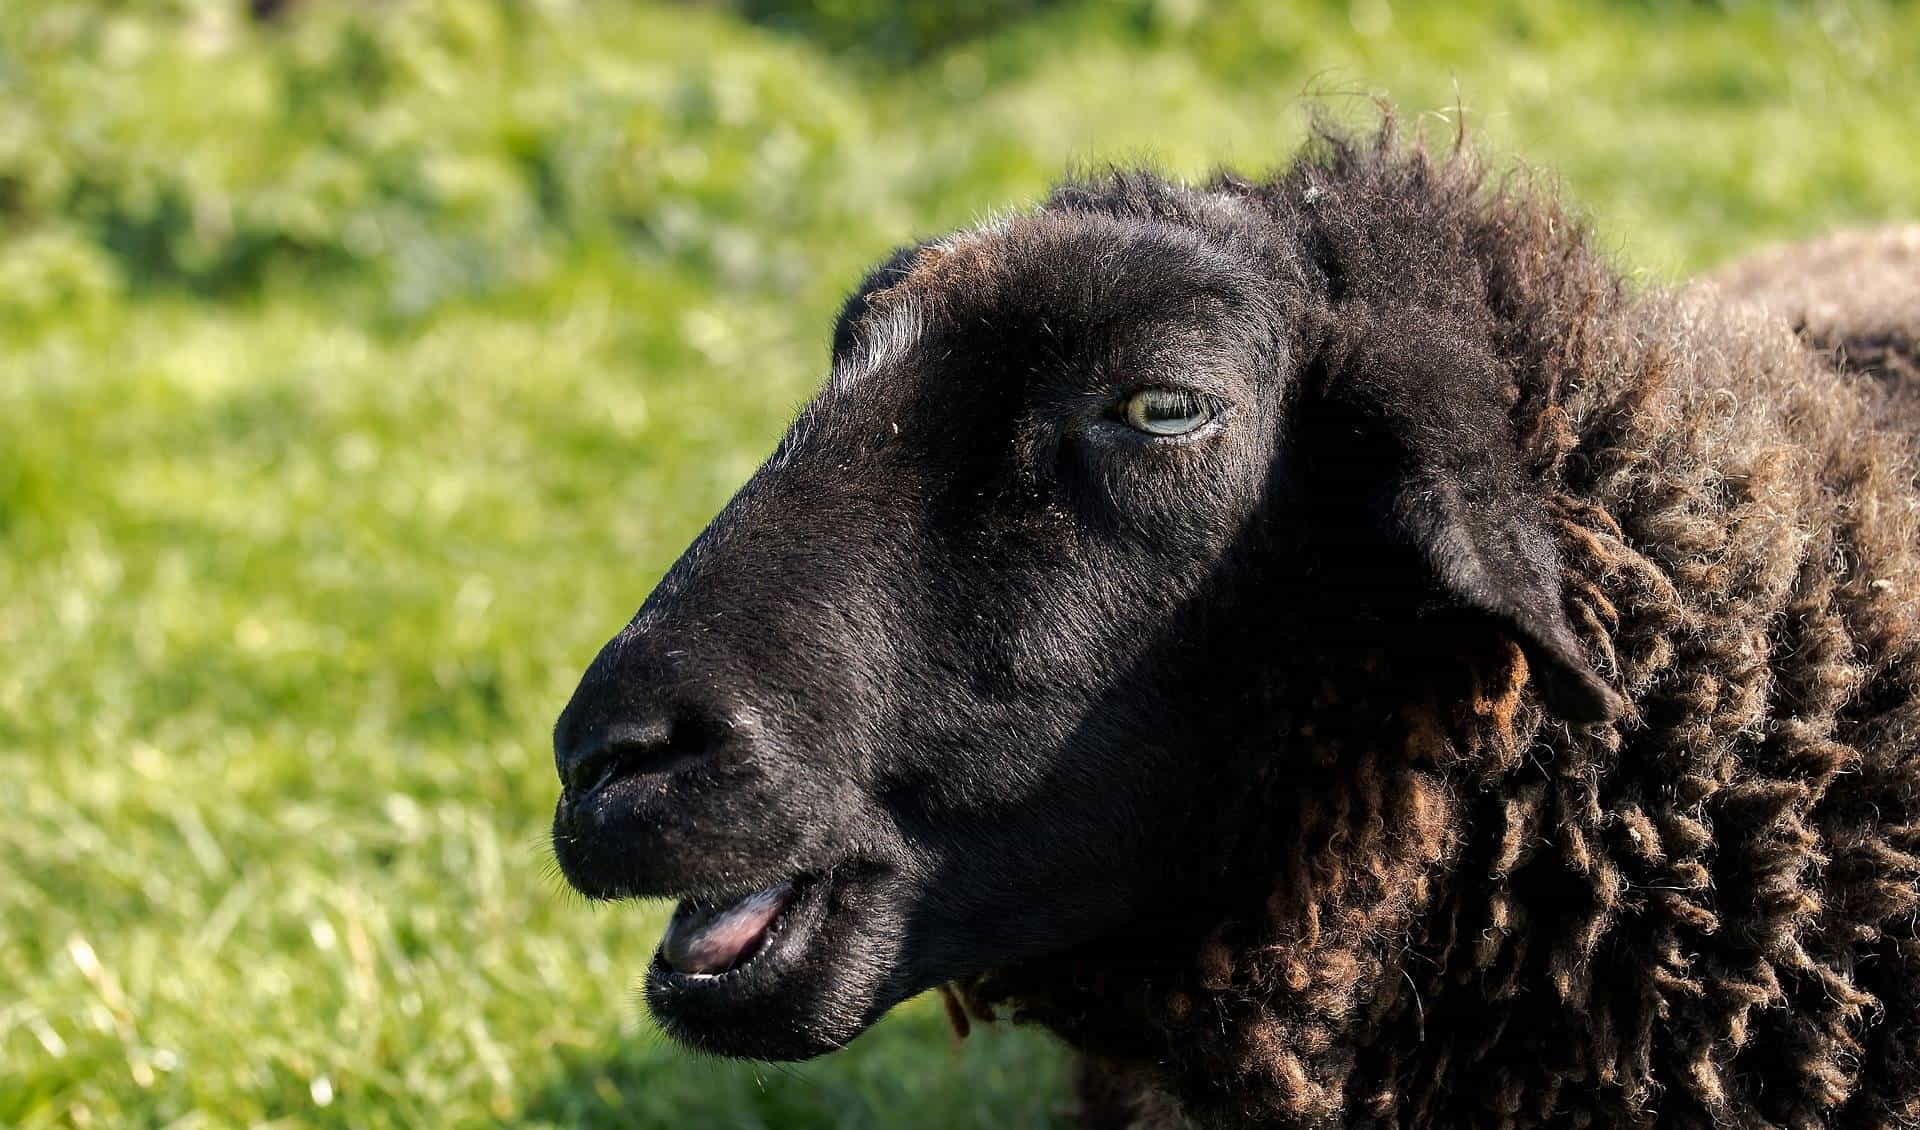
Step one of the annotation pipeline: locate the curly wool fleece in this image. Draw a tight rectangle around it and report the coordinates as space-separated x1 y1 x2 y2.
961 129 1920 1130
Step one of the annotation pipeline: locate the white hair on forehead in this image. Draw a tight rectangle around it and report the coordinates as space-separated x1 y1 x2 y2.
828 210 1028 391
831 290 924 392
833 293 921 389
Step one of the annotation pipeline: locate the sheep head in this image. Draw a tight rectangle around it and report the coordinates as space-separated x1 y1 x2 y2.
548 173 1617 1066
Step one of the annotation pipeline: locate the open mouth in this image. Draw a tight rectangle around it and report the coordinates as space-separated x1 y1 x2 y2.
647 869 831 995
657 879 799 977
551 782 900 1057
641 867 899 1060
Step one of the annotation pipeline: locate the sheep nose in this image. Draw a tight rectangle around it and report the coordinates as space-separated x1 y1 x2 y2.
555 701 735 804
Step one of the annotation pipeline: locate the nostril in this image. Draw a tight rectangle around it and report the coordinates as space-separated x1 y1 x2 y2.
559 710 728 799
561 741 630 803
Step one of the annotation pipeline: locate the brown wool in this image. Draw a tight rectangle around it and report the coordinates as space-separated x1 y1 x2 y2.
960 125 1920 1128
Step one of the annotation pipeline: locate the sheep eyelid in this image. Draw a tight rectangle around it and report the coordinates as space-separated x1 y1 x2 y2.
1109 387 1227 442
1085 402 1231 449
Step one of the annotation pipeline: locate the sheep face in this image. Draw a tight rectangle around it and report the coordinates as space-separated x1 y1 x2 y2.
551 200 1612 1062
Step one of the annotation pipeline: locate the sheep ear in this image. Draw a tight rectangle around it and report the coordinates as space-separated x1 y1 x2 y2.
1318 316 1623 724
1387 470 1623 723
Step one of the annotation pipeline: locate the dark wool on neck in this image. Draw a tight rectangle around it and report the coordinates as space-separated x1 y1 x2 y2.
961 127 1920 1130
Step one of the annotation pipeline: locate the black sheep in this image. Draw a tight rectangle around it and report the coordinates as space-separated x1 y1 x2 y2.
551 124 1920 1128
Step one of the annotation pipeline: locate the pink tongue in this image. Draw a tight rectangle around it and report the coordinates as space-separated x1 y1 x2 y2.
660 883 794 975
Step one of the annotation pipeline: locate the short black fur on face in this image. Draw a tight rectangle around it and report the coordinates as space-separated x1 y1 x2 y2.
553 126 1920 1128
552 134 1615 1057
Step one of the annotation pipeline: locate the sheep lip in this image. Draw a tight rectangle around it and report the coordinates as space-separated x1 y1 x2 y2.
658 880 798 976
643 866 892 1060
651 871 829 986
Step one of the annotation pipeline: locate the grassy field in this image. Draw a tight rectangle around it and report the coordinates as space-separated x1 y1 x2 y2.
2 1 1916 1126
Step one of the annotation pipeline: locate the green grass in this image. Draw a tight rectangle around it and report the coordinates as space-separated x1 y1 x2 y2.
2 1 1915 1126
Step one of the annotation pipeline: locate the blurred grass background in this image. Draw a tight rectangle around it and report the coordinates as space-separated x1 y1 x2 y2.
0 1 1914 1126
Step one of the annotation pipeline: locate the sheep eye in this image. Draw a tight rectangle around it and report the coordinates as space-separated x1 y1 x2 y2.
1121 388 1212 437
